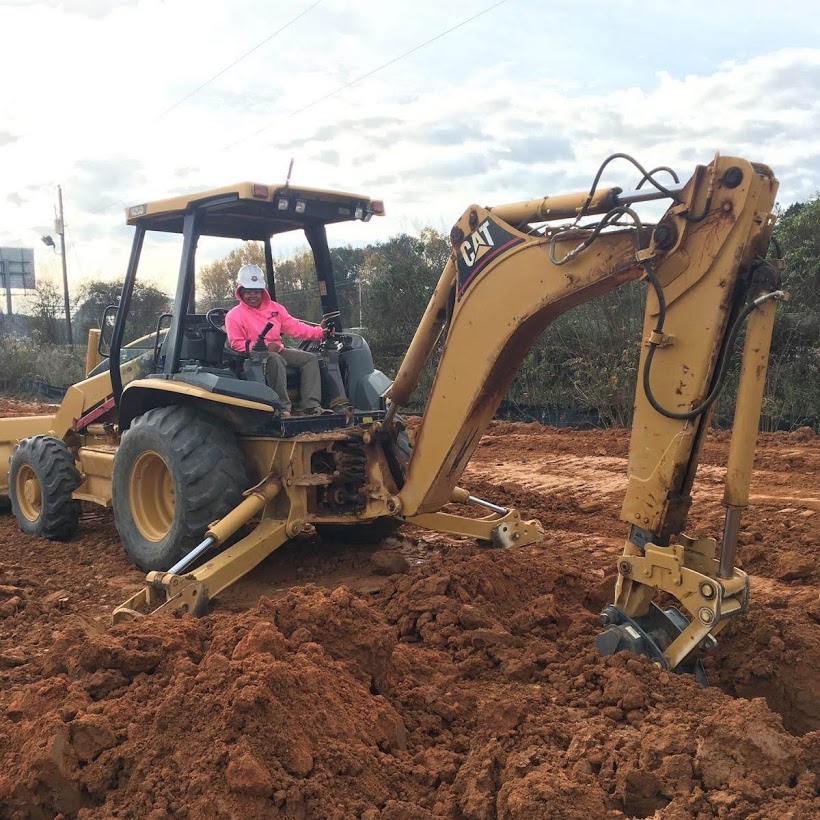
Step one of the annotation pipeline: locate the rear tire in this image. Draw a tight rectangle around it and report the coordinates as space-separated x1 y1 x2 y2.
112 406 246 572
9 436 81 540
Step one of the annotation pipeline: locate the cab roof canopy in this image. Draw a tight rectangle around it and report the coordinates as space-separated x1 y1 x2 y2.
125 182 382 240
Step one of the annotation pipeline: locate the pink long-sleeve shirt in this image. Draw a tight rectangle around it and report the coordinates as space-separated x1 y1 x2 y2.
224 287 323 352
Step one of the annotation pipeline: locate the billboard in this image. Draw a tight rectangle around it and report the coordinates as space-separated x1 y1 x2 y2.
0 247 36 291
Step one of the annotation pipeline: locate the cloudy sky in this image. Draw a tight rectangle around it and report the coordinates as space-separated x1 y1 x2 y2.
1 0 818 296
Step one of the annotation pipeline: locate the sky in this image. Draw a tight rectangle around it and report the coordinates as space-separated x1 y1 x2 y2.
1 0 819 301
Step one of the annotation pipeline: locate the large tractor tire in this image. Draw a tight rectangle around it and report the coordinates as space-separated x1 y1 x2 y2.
9 436 82 540
112 405 246 572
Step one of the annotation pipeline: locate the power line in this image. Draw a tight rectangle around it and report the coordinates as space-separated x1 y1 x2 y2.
88 0 509 214
88 1 325 215
154 0 324 122
225 0 510 151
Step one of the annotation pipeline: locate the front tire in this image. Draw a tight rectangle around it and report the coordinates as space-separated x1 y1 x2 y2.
112 406 246 571
9 436 81 540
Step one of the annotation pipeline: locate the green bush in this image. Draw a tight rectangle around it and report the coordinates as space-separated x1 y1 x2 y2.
0 335 86 397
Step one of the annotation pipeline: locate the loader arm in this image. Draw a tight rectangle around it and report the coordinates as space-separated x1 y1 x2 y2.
388 155 780 676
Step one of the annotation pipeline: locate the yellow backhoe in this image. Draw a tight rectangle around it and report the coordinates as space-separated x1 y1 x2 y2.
0 155 782 682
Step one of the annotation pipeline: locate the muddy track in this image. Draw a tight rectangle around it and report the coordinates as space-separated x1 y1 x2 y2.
0 403 817 819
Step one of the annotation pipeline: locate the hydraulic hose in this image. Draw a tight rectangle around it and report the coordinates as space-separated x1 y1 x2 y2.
641 260 784 421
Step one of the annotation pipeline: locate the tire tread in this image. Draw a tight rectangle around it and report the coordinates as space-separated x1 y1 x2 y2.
9 436 81 541
113 405 246 570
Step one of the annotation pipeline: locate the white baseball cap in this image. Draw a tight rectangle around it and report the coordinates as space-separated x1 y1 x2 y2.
237 264 265 289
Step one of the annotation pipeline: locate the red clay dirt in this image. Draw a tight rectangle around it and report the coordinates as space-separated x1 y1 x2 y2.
0 403 817 819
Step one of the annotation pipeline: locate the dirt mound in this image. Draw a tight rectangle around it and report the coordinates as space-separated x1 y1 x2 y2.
1 546 817 819
1 603 407 820
0 399 56 418
705 596 820 736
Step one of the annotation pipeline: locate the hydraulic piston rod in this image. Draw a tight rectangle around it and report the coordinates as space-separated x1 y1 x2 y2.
450 485 509 514
112 473 283 622
490 185 686 226
720 291 780 577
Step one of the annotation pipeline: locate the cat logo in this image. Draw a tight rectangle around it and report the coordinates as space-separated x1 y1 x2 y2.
455 217 524 299
460 220 495 267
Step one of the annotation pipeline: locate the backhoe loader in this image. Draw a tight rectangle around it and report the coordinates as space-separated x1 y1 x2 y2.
0 155 782 681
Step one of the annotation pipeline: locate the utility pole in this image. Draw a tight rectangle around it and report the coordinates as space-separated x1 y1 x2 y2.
55 185 73 345
3 262 11 317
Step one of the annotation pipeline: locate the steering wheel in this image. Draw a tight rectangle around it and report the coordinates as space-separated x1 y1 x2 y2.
206 308 228 331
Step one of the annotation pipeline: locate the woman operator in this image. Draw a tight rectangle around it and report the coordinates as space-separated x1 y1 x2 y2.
225 264 332 416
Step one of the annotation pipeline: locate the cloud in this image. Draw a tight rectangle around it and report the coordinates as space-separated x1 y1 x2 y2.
273 116 406 150
423 151 502 180
363 173 399 188
0 0 138 19
69 157 145 211
173 166 201 181
0 131 20 147
6 192 25 206
414 122 487 147
499 134 574 165
313 148 340 166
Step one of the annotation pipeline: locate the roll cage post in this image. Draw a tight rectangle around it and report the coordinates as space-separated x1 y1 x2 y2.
263 237 276 301
109 225 145 407
305 223 343 332
164 209 202 377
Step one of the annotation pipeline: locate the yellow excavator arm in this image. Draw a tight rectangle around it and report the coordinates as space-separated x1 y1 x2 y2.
387 154 781 679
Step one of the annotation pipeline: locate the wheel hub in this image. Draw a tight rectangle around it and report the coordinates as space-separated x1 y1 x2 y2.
16 465 42 521
129 451 175 542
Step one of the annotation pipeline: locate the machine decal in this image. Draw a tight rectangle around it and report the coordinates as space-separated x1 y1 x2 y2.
456 218 523 298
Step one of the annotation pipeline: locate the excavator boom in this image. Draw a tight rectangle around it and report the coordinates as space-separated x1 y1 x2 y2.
391 156 778 516
387 154 780 677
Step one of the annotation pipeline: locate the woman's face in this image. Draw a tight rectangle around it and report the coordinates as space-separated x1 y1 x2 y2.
242 288 264 308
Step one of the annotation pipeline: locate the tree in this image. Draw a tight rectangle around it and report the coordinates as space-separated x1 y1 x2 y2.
362 230 449 358
273 250 322 320
775 194 820 313
73 279 170 344
197 242 265 311
25 279 64 344
330 246 366 327
756 195 820 429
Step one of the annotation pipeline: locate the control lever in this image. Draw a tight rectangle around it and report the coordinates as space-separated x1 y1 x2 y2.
243 321 281 397
252 321 274 352
321 310 342 337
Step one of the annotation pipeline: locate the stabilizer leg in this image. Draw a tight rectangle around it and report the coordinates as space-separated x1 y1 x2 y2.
113 518 289 622
406 507 544 548
113 473 286 622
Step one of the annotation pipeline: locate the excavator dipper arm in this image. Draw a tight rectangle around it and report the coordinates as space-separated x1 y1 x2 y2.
388 155 780 676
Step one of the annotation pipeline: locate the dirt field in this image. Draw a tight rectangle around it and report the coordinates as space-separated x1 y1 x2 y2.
0 400 817 819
